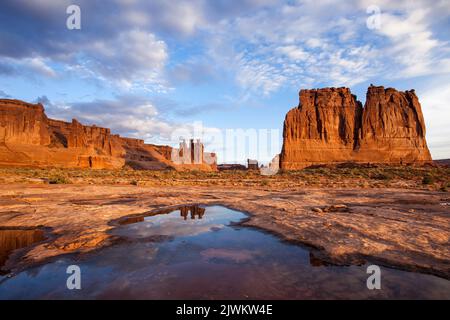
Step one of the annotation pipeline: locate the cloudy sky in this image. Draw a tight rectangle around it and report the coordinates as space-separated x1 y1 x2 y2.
0 0 449 162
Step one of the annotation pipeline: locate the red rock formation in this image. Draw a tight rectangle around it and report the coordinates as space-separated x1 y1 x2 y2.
280 86 432 169
357 86 431 163
0 98 216 170
281 87 363 169
0 99 50 146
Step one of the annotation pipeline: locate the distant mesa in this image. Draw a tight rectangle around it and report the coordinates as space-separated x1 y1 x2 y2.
280 85 432 170
0 99 216 171
217 163 247 171
434 159 450 167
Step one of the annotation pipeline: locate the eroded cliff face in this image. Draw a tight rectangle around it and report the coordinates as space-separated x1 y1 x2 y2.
280 86 432 170
357 86 431 163
281 88 363 169
0 100 50 146
0 98 210 170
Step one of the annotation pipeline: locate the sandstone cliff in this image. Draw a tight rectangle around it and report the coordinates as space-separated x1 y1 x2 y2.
280 86 432 169
0 99 50 146
357 86 431 163
0 99 216 170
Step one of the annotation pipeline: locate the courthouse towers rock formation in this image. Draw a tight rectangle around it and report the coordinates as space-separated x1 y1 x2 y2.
280 86 432 170
171 139 217 169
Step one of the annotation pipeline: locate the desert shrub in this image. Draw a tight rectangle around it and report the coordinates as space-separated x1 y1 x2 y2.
422 175 434 185
130 180 138 186
439 182 450 192
314 168 329 175
48 175 71 184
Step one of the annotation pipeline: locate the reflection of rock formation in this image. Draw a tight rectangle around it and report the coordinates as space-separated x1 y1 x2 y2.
119 216 145 225
0 229 45 269
180 205 206 220
309 252 334 267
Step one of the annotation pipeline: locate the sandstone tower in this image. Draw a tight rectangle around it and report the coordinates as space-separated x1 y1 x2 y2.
280 86 432 170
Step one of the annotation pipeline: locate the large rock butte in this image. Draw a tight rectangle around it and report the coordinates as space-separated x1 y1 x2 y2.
0 99 216 170
280 86 432 169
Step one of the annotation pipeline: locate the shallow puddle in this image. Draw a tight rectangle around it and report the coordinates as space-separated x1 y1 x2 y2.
0 206 449 299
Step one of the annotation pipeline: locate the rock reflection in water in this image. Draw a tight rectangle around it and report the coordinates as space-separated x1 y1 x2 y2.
120 205 206 225
0 228 45 270
180 206 205 220
113 205 241 240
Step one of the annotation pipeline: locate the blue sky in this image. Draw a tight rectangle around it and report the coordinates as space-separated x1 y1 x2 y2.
0 0 449 163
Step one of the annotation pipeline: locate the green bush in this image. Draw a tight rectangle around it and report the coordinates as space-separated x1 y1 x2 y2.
422 175 434 185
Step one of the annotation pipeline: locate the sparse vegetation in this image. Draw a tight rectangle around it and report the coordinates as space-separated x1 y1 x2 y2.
48 175 71 184
370 172 392 180
439 182 450 192
0 164 448 190
422 174 434 185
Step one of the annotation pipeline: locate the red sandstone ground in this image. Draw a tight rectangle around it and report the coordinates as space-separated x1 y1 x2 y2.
0 166 448 279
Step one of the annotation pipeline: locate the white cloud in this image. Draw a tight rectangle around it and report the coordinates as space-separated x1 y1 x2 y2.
196 0 450 95
421 84 450 160
24 57 57 77
0 90 10 98
79 30 168 90
199 1 386 94
235 54 287 96
277 46 309 61
373 9 446 77
0 56 56 78
3 0 449 96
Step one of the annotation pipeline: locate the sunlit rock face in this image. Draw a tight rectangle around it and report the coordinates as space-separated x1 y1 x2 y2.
0 99 215 170
280 86 432 170
356 86 432 164
0 100 50 146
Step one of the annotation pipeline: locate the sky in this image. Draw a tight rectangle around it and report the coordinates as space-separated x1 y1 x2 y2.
0 0 449 163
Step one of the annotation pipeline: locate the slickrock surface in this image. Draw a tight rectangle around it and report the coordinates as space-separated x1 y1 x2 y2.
0 184 448 279
281 86 432 169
